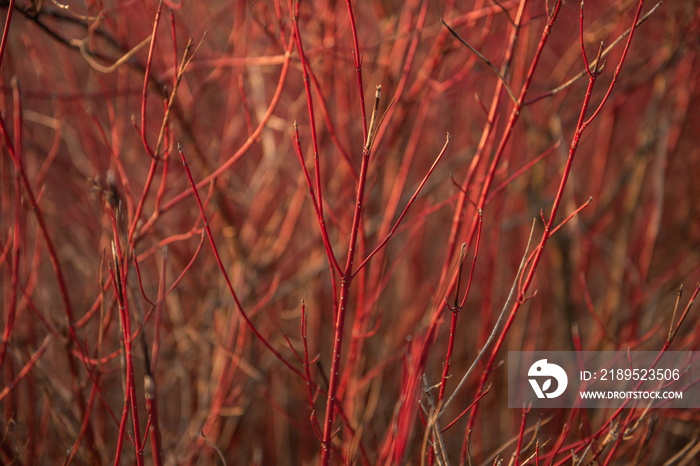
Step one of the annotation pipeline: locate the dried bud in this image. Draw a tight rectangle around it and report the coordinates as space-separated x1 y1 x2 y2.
144 374 155 400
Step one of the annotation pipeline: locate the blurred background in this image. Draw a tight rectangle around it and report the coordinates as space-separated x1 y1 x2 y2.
0 0 698 464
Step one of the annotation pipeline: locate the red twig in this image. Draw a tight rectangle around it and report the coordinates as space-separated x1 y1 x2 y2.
293 122 341 276
0 0 15 70
146 248 168 466
109 258 143 466
300 300 323 439
0 112 75 341
352 134 451 277
129 33 194 246
305 61 357 178
514 405 531 466
345 0 368 141
0 80 21 374
432 209 483 457
439 384 492 433
177 144 303 378
140 0 164 158
0 335 50 403
292 0 327 232
138 36 295 240
109 221 144 465
320 85 383 465
437 0 533 334
466 0 644 450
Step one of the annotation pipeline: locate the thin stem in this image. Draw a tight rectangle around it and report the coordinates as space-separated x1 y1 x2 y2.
513 405 531 466
140 0 164 157
345 0 368 141
441 18 518 104
525 2 661 106
579 1 592 77
293 0 326 227
352 133 451 277
177 145 304 379
110 239 144 466
138 36 295 241
440 220 535 417
0 77 21 374
128 36 195 244
293 122 341 275
437 0 534 328
320 85 381 465
0 0 15 69
465 0 644 442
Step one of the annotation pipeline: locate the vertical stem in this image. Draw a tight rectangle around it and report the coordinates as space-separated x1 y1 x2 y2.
0 0 15 70
345 0 368 141
464 1 649 451
140 0 164 157
320 85 381 465
110 235 144 466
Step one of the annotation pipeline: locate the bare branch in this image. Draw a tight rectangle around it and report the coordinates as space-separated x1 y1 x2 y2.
441 18 518 105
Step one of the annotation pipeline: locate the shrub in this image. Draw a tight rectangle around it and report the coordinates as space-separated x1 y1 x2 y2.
1 0 698 464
